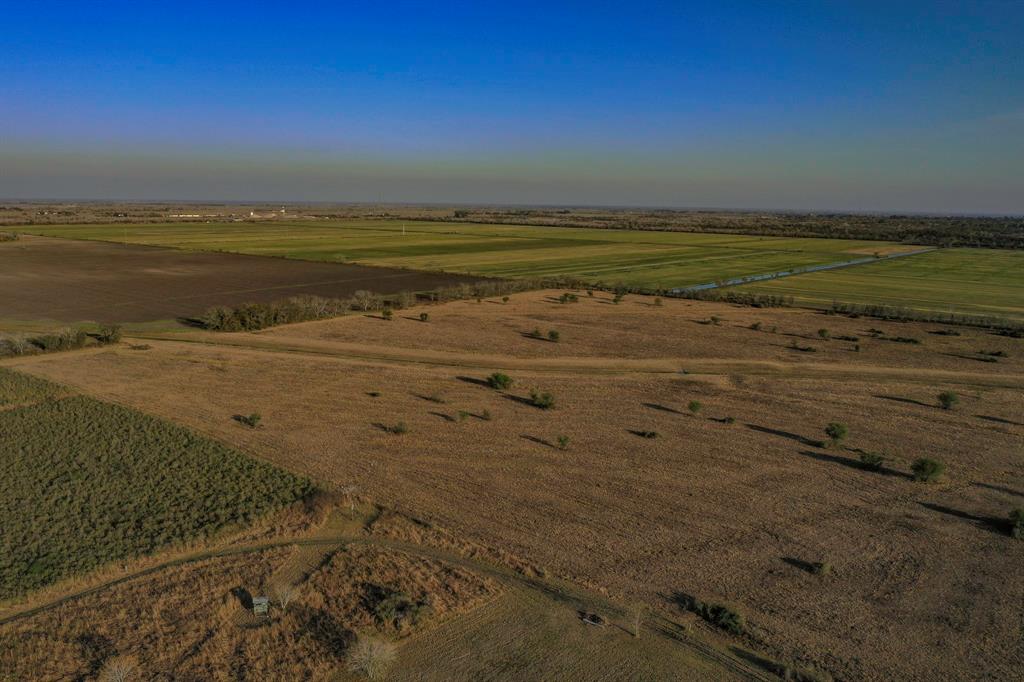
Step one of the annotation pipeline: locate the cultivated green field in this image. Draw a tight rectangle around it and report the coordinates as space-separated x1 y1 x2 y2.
18 220 920 290
0 368 313 599
734 248 1024 320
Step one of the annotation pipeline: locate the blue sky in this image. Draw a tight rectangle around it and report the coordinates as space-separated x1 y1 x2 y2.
2 1 1022 212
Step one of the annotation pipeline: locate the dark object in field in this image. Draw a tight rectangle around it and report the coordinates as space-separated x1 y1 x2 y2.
579 611 606 627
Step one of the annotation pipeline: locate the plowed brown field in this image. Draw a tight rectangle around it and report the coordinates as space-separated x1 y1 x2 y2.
0 235 481 325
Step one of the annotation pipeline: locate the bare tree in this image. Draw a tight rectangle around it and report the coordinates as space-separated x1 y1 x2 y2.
341 484 360 513
273 582 298 610
347 636 397 680
631 603 644 638
99 655 141 682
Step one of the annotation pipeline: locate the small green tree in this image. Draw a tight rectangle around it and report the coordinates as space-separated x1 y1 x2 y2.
556 435 570 450
937 391 959 410
859 452 885 471
653 297 662 307
911 457 945 483
502 296 510 303
419 312 429 322
688 400 702 416
817 328 830 340
487 372 513 390
381 307 393 320
529 389 556 409
824 422 848 447
547 330 560 342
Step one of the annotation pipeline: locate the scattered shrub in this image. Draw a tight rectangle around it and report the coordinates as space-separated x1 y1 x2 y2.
811 561 833 576
749 322 762 331
236 413 262 429
381 307 393 320
911 457 945 483
559 292 579 304
480 409 492 421
710 315 722 325
0 232 19 242
835 334 859 342
824 422 848 447
419 312 429 322
654 297 663 306
556 435 570 450
1010 508 1023 539
487 372 513 390
688 400 702 416
859 452 885 471
980 350 1007 357
384 422 408 435
634 430 659 439
937 391 959 410
547 330 560 342
680 596 746 635
529 389 556 409
502 296 510 303
817 328 830 339
722 416 736 425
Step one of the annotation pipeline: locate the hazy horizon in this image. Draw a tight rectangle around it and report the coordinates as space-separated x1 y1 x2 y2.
3 2 1022 214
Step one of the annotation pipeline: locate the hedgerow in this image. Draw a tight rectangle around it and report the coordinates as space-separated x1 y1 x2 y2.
200 278 556 331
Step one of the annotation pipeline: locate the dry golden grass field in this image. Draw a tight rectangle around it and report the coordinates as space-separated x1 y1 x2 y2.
3 290 1023 680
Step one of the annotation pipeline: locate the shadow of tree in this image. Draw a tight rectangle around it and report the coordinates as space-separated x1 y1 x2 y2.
873 394 933 408
643 402 682 415
455 375 491 388
798 450 912 479
746 424 823 448
918 502 1010 535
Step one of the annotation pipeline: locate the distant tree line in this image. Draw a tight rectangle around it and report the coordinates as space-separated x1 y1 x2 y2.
199 278 557 332
437 209 1024 249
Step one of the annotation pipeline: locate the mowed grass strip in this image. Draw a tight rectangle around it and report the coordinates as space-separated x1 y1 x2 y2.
734 248 1024 319
18 220 915 289
0 370 312 599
